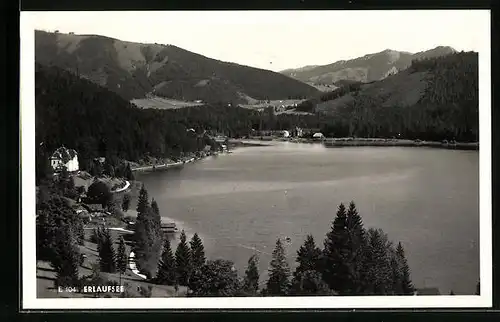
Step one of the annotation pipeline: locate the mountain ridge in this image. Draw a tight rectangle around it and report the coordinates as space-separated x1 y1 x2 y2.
280 46 457 85
35 30 319 105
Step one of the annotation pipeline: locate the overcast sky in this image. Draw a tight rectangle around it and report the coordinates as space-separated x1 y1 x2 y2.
25 10 489 72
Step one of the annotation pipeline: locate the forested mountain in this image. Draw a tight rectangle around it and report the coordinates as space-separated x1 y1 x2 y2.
35 64 324 174
297 52 479 142
35 30 319 105
35 51 478 184
281 46 457 85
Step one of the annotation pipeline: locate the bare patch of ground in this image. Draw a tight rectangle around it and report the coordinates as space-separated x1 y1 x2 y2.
55 33 89 54
131 96 204 109
240 99 306 110
316 70 428 112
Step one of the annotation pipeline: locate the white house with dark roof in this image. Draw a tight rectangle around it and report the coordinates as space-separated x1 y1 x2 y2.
50 146 79 172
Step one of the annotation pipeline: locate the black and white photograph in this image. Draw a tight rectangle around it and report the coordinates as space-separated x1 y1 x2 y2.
20 9 491 309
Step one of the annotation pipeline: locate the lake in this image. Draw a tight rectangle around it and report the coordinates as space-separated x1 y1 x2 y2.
135 142 479 295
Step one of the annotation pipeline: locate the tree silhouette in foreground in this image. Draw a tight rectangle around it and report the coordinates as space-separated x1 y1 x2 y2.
156 238 177 286
242 254 260 295
264 238 291 296
322 203 350 294
116 235 128 284
189 259 240 296
175 230 192 286
395 242 415 295
99 228 117 273
291 235 329 295
190 233 206 273
345 201 367 294
122 194 131 212
52 225 81 288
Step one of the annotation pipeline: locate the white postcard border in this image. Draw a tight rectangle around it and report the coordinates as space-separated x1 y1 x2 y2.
21 10 492 309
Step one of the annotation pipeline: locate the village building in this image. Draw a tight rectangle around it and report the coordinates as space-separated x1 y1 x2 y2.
161 222 178 234
50 146 79 172
282 130 290 138
312 132 325 141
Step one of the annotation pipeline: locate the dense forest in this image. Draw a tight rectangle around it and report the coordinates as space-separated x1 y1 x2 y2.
35 63 247 170
296 52 479 142
35 63 322 179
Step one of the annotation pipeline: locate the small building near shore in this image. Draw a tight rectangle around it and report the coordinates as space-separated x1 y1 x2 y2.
161 222 178 233
312 132 325 140
50 146 79 172
282 130 290 138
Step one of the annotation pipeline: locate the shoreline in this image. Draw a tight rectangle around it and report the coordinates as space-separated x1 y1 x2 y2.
323 138 478 150
241 137 479 151
131 155 205 173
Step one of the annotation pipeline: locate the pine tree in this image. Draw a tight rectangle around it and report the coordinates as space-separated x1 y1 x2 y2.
125 163 134 180
117 235 128 283
99 228 117 273
175 230 192 286
52 225 80 288
290 269 331 295
322 203 350 294
395 242 415 295
136 184 149 215
156 238 177 285
133 206 163 278
295 234 322 275
291 234 326 295
151 198 159 215
103 159 115 177
265 238 291 295
345 201 367 294
389 251 402 295
363 228 393 295
190 233 206 273
150 198 161 231
122 194 131 212
189 259 240 296
243 254 260 295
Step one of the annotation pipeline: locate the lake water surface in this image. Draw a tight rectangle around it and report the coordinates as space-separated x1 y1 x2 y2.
136 142 479 294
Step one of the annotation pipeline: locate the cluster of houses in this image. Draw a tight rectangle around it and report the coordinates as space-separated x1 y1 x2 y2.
251 127 325 141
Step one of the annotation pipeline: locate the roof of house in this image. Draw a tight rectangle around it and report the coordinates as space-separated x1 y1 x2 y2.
312 132 324 137
51 146 77 163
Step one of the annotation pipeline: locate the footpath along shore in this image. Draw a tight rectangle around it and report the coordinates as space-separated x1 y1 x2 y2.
131 149 236 173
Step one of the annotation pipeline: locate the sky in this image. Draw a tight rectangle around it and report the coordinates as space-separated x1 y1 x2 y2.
24 10 489 72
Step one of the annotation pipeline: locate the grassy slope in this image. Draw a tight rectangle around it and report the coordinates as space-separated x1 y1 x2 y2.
316 70 428 112
37 229 188 298
35 30 319 105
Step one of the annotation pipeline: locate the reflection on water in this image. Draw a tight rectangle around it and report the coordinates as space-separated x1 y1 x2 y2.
137 143 479 294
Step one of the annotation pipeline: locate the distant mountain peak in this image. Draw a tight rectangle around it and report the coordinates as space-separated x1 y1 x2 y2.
280 45 458 85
